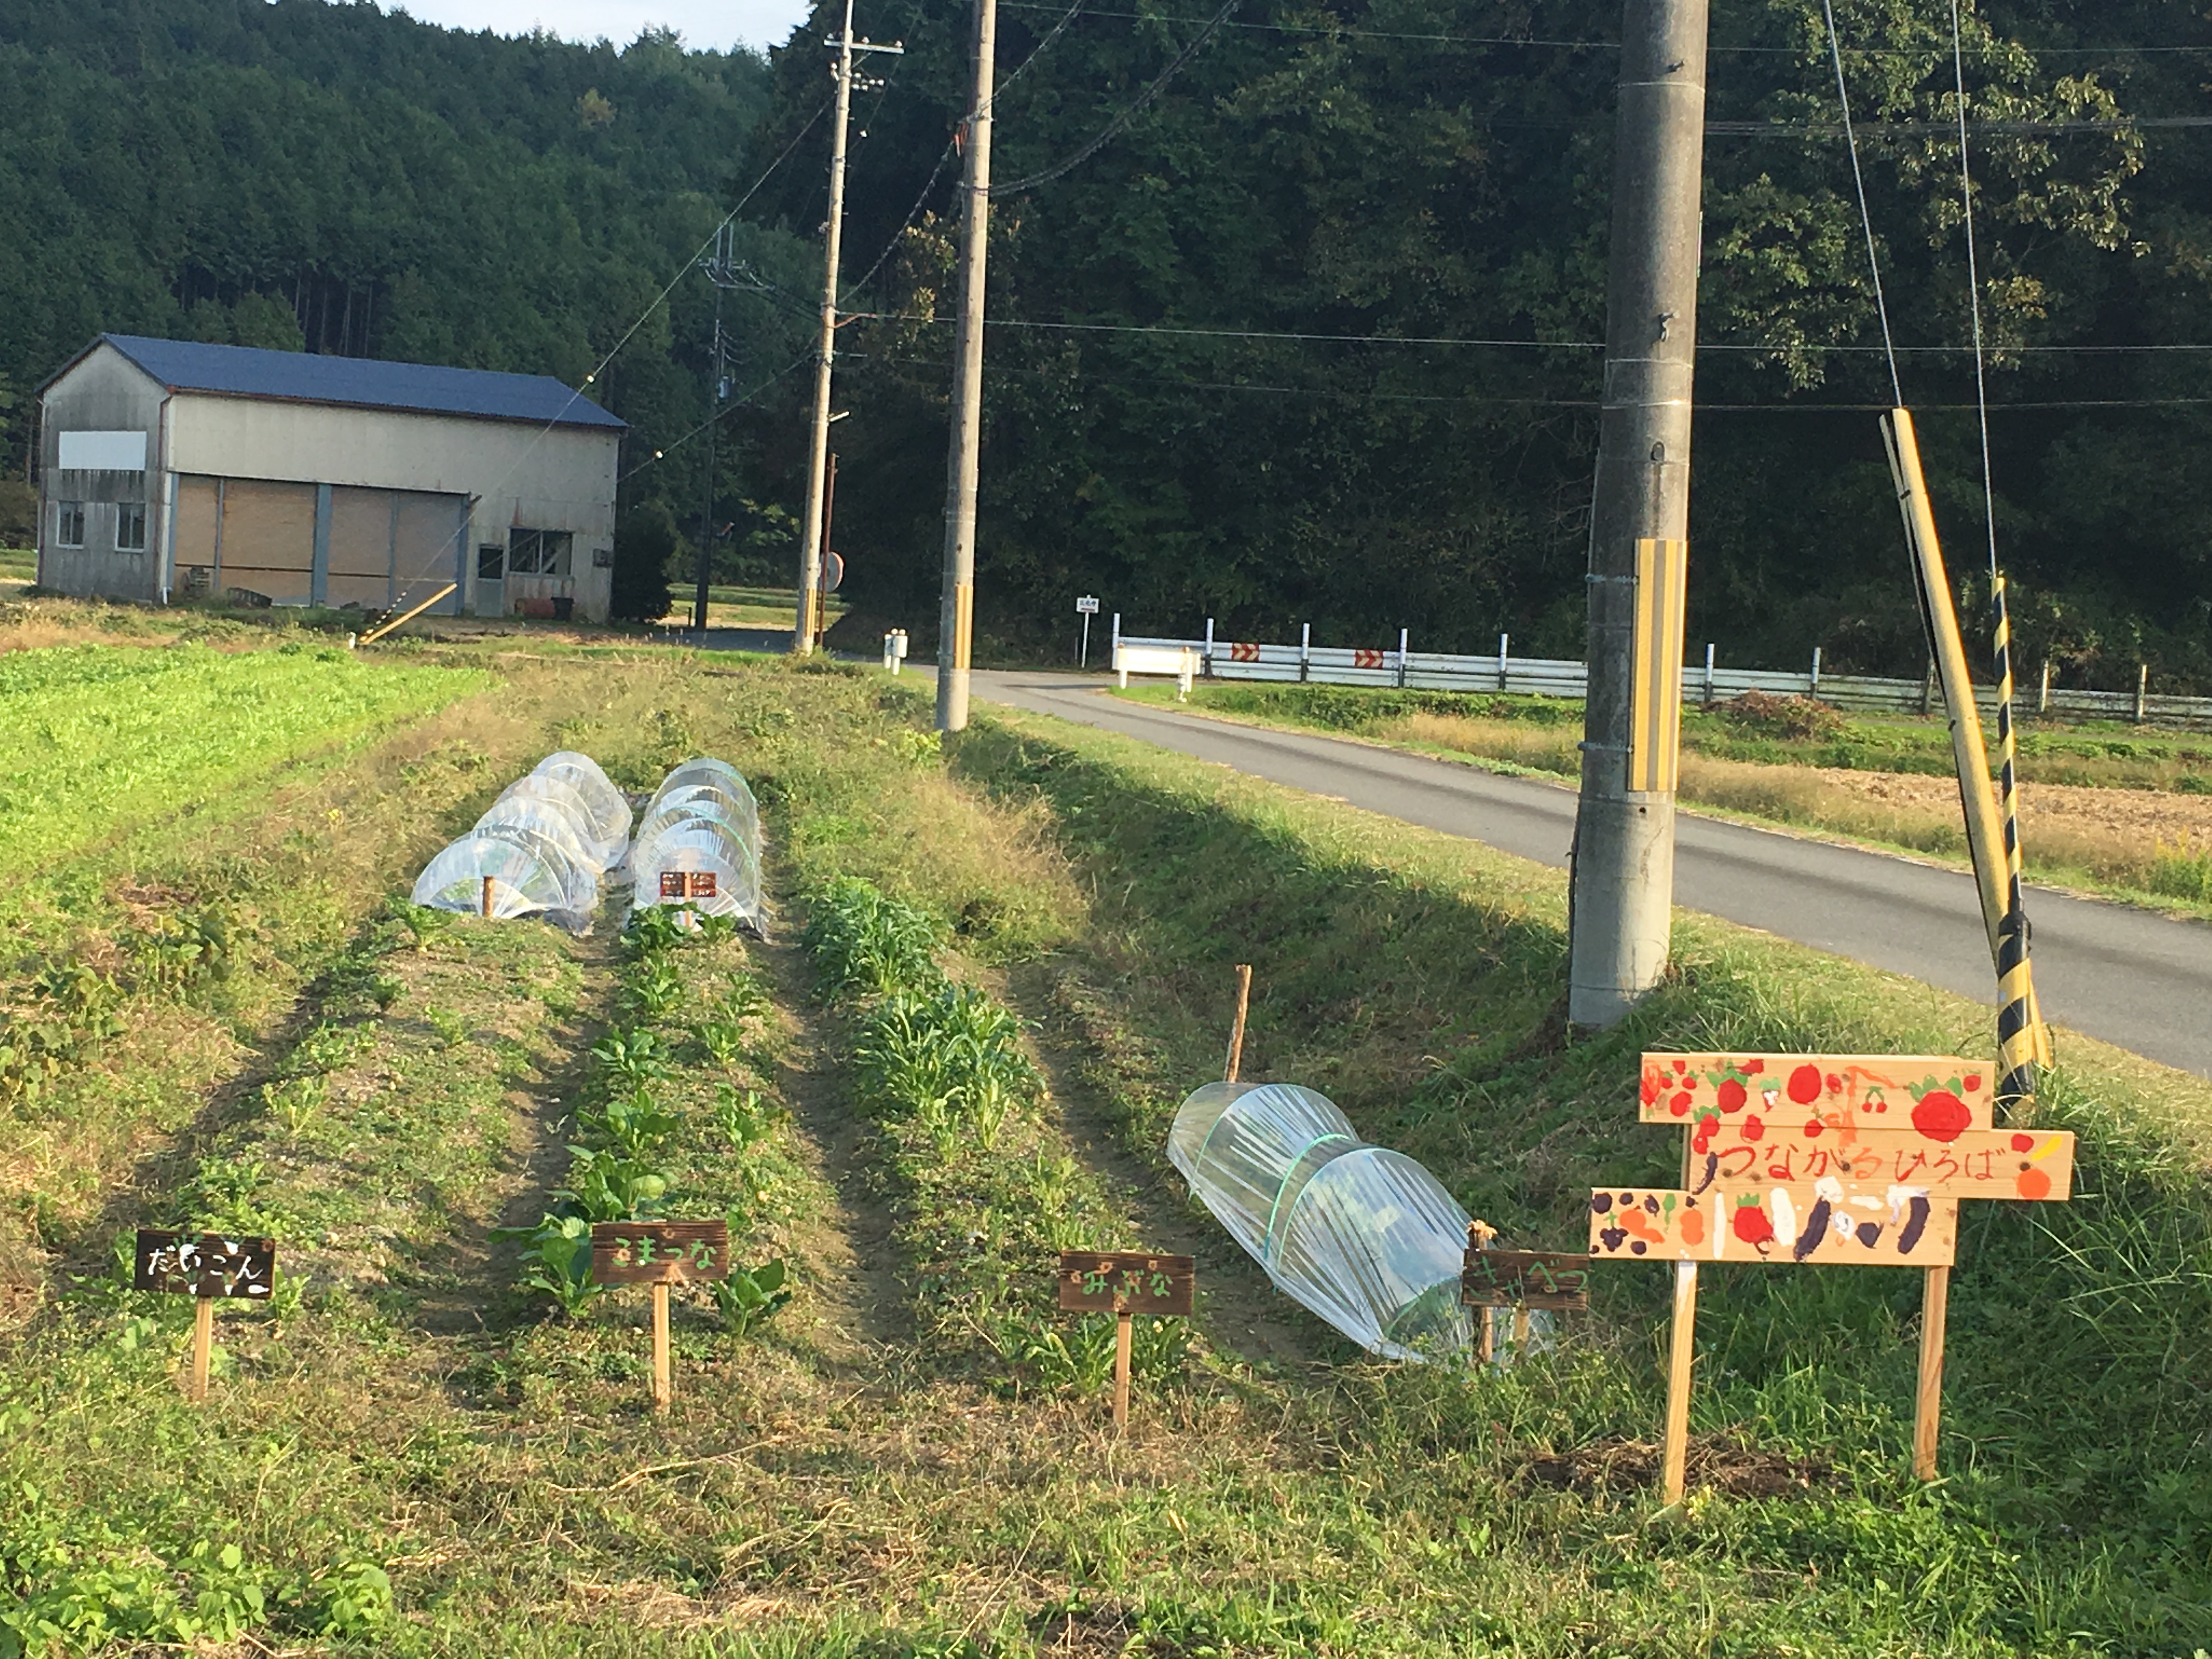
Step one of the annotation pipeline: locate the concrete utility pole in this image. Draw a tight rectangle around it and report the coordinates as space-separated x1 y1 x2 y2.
1566 0 1710 1026
794 0 900 653
934 0 998 732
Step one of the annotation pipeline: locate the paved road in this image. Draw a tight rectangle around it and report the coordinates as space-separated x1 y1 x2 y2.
960 669 2212 1080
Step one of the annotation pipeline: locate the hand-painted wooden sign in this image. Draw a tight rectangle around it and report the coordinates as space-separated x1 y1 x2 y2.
1595 1052 2077 1501
590 1220 732 1285
1462 1248 1592 1310
1639 1052 1993 1131
1058 1250 1195 1316
658 871 717 900
1589 1183 1957 1265
1681 1127 2072 1200
133 1230 276 1299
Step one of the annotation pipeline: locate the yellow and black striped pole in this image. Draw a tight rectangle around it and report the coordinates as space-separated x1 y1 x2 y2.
1988 575 2050 1102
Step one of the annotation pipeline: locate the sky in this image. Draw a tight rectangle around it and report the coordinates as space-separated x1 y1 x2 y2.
382 0 814 54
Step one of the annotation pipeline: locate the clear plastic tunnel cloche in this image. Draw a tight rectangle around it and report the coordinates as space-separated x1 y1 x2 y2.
1168 1080 1474 1363
531 752 631 853
410 824 601 933
628 758 767 931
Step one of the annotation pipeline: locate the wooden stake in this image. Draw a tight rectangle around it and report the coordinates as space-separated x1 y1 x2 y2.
190 1297 214 1402
1513 1305 1532 1353
1913 1265 1950 1480
481 874 496 919
1112 1310 1133 1432
1224 964 1253 1082
651 1282 673 1413
1660 1261 1697 1504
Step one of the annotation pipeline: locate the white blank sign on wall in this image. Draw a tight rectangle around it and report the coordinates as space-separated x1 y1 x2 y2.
58 430 148 472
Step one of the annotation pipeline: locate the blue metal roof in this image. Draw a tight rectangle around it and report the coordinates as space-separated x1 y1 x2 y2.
99 334 626 431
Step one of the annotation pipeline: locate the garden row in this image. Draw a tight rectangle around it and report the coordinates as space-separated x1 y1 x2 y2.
802 876 1186 1398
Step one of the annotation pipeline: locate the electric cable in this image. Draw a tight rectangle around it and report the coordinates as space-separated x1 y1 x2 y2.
991 0 1242 196
1822 0 1904 406
618 351 818 483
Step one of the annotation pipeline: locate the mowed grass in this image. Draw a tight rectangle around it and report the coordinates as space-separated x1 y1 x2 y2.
5 631 2212 1655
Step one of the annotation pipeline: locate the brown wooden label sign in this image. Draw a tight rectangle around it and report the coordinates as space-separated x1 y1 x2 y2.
658 871 718 900
1058 1251 1195 1316
1590 1183 1960 1266
133 1230 277 1299
590 1220 732 1285
1463 1248 1592 1310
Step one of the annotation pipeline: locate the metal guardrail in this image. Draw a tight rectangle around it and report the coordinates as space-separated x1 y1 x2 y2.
1107 620 2212 732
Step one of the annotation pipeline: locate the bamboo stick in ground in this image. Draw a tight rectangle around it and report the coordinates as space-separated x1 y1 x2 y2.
1224 964 1253 1081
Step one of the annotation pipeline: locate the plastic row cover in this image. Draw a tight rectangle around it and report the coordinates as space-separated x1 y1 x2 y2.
629 758 765 929
1169 1081 1474 1363
410 753 628 933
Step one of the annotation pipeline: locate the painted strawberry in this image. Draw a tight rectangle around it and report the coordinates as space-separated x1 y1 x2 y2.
1787 1064 1823 1104
1731 1203 1774 1245
1740 1115 1765 1143
1912 1089 1972 1143
1669 1091 1693 1118
1716 1079 1748 1114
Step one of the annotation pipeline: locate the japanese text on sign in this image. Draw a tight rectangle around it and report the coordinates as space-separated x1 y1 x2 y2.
591 1220 733 1285
1462 1248 1592 1310
658 871 717 900
1057 1251 1195 1316
133 1230 277 1299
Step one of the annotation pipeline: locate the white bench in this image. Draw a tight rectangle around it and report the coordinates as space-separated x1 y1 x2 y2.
1114 643 1198 699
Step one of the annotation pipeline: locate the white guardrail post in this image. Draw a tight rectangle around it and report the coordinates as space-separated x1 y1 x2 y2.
1397 627 1409 689
1498 633 1509 692
1204 617 1216 678
1703 642 1715 706
1300 623 1311 682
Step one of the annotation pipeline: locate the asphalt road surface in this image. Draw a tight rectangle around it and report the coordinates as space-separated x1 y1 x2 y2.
959 668 2212 1080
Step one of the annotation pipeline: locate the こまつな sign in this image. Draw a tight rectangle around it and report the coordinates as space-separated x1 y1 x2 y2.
590 1220 732 1285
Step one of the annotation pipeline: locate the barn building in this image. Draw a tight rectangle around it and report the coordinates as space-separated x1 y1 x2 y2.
33 334 624 621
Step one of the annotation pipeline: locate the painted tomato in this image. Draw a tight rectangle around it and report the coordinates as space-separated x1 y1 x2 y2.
1912 1090 1972 1143
1787 1064 1823 1104
1740 1115 1765 1143
1670 1091 1693 1118
1731 1204 1775 1244
1717 1079 1748 1114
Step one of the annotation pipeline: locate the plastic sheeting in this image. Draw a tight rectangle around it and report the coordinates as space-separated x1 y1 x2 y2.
409 752 629 931
629 757 765 930
531 752 631 854
1169 1080 1474 1362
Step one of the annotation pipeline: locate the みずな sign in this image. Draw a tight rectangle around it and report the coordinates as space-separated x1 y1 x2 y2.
1057 1251 1195 1316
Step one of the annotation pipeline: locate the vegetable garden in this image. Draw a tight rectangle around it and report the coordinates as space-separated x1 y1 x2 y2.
2 628 2211 1655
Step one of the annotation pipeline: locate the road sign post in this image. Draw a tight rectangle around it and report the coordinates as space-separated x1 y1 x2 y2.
1076 594 1099 667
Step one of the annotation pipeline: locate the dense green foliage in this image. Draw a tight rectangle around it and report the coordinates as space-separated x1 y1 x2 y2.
745 0 2212 687
0 641 481 870
0 0 812 579
7 0 2212 685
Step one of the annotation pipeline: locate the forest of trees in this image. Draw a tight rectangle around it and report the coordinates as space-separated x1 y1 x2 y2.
4 0 2210 685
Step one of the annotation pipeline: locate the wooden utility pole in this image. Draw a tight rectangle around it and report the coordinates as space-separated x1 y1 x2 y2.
1566 0 1711 1026
935 0 998 731
795 1 900 653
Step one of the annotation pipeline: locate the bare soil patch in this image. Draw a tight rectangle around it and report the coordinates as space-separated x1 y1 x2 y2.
1517 1434 1836 1499
1816 768 2212 850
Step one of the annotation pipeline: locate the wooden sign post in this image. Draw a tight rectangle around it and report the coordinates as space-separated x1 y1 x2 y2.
134 1229 277 1401
591 1220 732 1412
658 871 718 902
1590 1054 2074 1500
1462 1222 1590 1363
1224 964 1253 1083
1058 1250 1195 1432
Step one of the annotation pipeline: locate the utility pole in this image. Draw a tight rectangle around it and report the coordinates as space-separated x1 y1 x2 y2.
1566 0 1709 1026
794 0 900 654
694 224 744 634
934 0 997 732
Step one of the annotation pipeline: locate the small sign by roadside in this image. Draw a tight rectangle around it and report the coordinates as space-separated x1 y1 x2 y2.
592 1221 732 1412
134 1229 278 1402
1058 1250 1194 1432
1075 595 1100 615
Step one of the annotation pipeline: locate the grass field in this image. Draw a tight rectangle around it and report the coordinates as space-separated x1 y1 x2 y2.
1118 681 2212 918
2 627 2210 1655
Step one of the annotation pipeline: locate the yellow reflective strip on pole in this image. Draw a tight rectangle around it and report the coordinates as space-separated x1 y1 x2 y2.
953 580 974 672
1628 537 1688 794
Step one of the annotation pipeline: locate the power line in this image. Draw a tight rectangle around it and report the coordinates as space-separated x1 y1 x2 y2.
619 352 817 483
993 2 2212 58
991 0 1242 196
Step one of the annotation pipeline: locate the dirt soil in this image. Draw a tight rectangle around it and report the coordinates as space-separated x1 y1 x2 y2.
1815 768 2212 849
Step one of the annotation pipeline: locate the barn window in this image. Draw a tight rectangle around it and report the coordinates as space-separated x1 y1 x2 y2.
507 528 572 577
57 501 85 548
116 502 147 551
